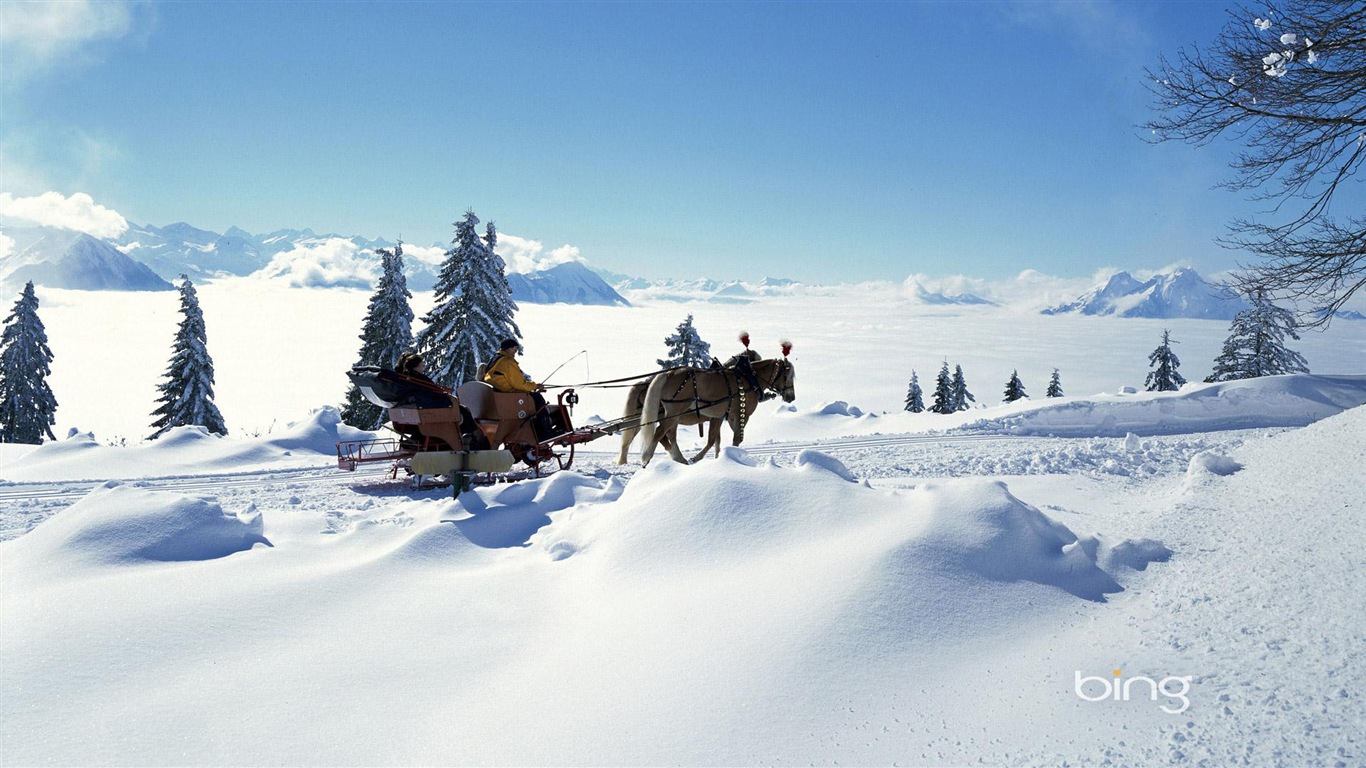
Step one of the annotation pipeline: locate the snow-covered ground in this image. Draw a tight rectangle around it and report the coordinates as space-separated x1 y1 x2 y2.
3 284 1365 765
25 279 1366 443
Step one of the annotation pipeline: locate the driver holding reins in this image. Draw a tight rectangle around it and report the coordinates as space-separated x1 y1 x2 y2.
484 338 559 439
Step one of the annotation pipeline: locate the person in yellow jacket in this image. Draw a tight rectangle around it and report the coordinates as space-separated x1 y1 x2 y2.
484 338 543 394
484 338 559 439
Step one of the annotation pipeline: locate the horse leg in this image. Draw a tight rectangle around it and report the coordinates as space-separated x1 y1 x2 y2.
617 423 639 465
690 418 720 463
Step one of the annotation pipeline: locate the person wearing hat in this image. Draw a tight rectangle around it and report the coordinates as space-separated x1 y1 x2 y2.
394 351 454 409
483 339 542 395
484 338 560 439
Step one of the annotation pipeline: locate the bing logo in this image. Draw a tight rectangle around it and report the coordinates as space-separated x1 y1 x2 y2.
1074 669 1192 714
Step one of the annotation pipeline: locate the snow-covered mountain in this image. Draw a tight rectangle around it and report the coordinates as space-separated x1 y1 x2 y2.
506 261 629 306
1043 267 1248 319
615 276 807 304
0 229 173 292
107 222 624 306
903 279 996 306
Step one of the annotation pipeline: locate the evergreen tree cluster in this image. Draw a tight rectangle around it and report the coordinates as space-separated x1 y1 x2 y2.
910 363 1063 414
0 282 58 444
658 314 712 369
923 362 979 414
416 211 521 389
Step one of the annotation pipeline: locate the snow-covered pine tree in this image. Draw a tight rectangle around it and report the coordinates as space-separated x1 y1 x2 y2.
416 211 521 388
657 314 712 369
149 275 227 439
931 361 954 414
1003 370 1027 402
1207 293 1310 382
341 242 415 429
0 282 58 444
950 364 976 411
1145 329 1187 392
1046 368 1064 398
904 370 925 413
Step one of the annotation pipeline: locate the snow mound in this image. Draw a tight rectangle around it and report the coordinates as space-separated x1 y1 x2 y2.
384 471 626 565
150 425 222 448
7 484 266 573
794 449 859 482
546 449 1151 610
902 480 1125 601
1 407 374 482
960 374 1366 437
814 400 865 417
1188 450 1243 477
257 406 370 454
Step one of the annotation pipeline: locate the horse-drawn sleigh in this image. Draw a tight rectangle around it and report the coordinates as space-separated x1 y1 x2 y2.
335 336 796 494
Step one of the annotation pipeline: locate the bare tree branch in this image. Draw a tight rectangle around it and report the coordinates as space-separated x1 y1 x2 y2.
1144 1 1366 326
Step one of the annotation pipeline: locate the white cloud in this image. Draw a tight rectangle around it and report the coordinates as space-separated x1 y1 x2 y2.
496 233 585 275
395 242 446 268
0 191 128 238
253 238 376 290
0 0 141 60
0 230 14 262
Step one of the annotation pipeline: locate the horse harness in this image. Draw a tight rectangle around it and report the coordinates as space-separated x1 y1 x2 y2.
660 358 791 443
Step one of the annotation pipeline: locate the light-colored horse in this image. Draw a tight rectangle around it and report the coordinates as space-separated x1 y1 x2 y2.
638 356 796 466
616 353 762 465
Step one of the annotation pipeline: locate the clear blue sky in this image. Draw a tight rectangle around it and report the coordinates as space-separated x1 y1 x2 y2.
3 1 1291 282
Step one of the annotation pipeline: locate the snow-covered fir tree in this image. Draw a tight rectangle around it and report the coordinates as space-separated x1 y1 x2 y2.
416 211 521 388
0 282 58 444
904 370 925 413
1207 293 1310 382
1003 370 1027 402
1046 368 1064 398
149 275 227 439
658 314 712 369
950 364 976 411
931 362 954 414
341 242 414 429
1145 329 1187 392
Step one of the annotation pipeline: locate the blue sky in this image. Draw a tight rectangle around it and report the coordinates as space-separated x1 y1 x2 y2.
0 1 1301 282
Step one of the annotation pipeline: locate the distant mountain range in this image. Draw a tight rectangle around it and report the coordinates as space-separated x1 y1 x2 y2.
6 222 1356 321
1042 267 1249 320
1 228 173 292
903 279 996 306
611 276 807 304
1 222 628 306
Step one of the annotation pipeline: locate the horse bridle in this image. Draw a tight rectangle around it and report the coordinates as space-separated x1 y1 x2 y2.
755 358 792 402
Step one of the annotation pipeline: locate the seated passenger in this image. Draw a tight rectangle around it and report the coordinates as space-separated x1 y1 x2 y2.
395 352 454 409
395 352 488 449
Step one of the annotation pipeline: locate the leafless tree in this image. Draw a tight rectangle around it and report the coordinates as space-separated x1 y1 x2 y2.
1145 1 1366 325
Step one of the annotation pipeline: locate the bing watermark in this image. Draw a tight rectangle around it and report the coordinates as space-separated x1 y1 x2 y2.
1075 669 1192 714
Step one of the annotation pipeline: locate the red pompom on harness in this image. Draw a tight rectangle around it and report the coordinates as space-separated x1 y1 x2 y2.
780 340 793 357
739 331 751 349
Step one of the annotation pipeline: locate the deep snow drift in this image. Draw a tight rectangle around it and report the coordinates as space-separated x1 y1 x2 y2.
2 377 1363 765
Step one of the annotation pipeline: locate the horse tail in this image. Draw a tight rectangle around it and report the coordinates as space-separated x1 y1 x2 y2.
616 378 649 465
639 371 671 466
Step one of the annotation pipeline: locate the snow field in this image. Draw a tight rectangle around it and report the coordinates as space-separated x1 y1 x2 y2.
27 280 1366 444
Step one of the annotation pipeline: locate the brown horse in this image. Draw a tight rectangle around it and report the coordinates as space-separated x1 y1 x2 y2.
616 352 763 465
638 355 796 466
